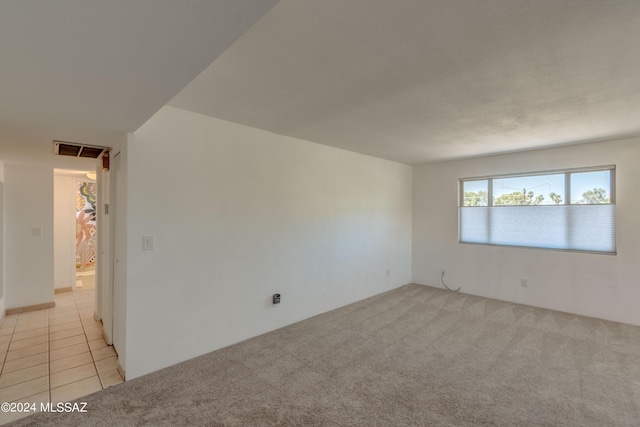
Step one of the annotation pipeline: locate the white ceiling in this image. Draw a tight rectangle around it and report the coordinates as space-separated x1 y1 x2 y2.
0 0 278 164
2 1 639 167
170 0 640 164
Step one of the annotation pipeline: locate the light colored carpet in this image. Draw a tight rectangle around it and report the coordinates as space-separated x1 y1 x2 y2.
9 284 640 426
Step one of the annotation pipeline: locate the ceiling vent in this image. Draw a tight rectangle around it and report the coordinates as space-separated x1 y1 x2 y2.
53 140 108 159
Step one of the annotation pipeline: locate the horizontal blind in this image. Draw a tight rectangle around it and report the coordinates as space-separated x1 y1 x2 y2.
459 205 615 253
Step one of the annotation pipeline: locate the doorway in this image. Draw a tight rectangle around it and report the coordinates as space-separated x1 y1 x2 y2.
53 170 97 295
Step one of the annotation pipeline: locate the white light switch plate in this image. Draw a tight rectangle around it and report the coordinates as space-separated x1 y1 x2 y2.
143 236 155 251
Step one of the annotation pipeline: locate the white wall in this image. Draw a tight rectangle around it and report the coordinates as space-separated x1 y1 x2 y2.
122 106 413 378
413 138 640 325
53 174 77 290
0 161 5 319
4 164 54 309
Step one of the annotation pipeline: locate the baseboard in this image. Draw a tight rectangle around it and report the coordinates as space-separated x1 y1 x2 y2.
55 287 73 294
6 301 56 315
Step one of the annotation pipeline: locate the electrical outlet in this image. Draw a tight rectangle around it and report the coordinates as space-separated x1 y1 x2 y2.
273 294 281 304
520 277 529 288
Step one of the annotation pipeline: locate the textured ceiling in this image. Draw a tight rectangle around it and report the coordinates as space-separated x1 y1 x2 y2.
170 0 640 164
0 0 278 163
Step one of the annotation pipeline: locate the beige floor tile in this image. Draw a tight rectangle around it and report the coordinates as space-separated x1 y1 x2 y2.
0 390 49 424
2 314 18 324
99 370 124 388
14 389 49 405
49 313 80 324
77 310 94 318
84 326 102 341
83 323 100 331
50 363 97 389
88 338 106 351
8 334 48 351
0 376 48 402
82 324 102 334
49 307 79 317
0 407 32 424
51 376 101 404
0 363 48 388
14 320 49 333
53 299 75 306
50 342 90 361
82 318 101 326
0 282 120 406
50 352 93 374
2 352 48 374
50 316 80 327
12 327 49 341
50 327 84 342
5 342 49 362
49 304 77 313
91 346 116 361
17 311 48 321
0 327 15 337
94 356 118 375
76 305 92 310
80 317 97 325
50 334 87 351
84 329 103 341
50 321 83 333
17 312 48 321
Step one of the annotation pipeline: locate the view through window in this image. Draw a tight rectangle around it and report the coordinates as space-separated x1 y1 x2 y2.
459 166 615 253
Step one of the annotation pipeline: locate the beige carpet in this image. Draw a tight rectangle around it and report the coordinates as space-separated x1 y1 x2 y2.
9 284 640 426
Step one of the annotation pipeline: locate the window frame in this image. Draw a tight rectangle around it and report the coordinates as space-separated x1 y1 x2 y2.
458 165 616 255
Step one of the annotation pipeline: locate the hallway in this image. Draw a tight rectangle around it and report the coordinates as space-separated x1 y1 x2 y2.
0 279 122 423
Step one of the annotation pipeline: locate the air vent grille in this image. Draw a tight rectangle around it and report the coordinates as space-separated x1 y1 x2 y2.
53 141 108 159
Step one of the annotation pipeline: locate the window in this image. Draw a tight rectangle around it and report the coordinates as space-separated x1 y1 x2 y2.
459 166 616 254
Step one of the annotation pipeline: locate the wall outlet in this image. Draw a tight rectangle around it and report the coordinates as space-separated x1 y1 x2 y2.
273 294 281 304
520 277 529 288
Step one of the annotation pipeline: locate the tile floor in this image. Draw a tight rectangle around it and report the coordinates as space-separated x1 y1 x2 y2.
0 277 122 424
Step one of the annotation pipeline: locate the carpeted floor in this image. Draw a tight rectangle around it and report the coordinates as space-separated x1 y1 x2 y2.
9 284 640 426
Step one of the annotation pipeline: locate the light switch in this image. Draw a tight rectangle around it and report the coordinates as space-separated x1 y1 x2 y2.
143 236 155 251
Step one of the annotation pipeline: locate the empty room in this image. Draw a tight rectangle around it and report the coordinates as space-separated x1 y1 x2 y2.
0 1 639 425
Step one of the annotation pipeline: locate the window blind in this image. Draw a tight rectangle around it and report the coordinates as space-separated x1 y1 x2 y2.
459 205 615 253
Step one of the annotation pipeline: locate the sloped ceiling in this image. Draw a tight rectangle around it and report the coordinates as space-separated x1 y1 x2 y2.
170 0 640 164
0 0 278 164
